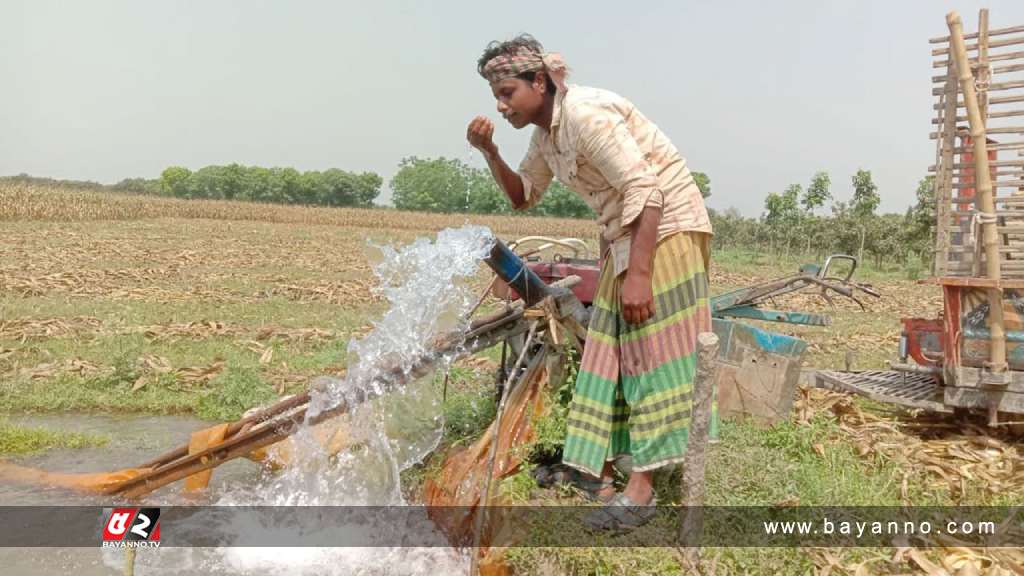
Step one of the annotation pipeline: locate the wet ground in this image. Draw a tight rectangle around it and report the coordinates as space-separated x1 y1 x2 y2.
0 410 466 575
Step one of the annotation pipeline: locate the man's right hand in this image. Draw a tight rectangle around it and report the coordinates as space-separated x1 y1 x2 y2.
467 116 497 156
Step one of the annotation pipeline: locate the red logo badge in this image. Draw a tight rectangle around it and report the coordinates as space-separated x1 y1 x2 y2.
101 507 161 548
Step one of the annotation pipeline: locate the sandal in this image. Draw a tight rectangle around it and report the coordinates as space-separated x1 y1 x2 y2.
583 492 659 533
530 464 616 503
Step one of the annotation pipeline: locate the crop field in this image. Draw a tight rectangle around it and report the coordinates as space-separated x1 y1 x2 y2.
1 182 1022 575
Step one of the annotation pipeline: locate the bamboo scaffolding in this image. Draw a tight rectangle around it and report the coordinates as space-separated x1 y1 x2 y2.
933 62 1024 82
935 60 958 275
931 110 1024 123
950 208 1024 216
952 179 1024 189
947 10 1008 374
933 95 1024 110
953 170 1024 179
994 195 1024 203
934 49 1024 68
932 33 1024 56
949 140 1024 152
930 159 1024 170
931 24 1024 43
947 245 1024 254
931 129 1024 138
980 9 992 122
933 80 1024 96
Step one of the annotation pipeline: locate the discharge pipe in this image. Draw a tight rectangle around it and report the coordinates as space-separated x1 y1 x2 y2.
483 238 553 308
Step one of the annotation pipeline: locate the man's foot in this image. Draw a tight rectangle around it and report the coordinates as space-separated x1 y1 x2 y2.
620 470 655 505
620 483 654 505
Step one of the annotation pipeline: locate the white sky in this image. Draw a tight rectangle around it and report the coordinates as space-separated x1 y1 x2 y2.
3 0 1023 216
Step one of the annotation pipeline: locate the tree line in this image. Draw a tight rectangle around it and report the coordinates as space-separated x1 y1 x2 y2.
2 159 710 220
712 169 935 269
4 163 939 268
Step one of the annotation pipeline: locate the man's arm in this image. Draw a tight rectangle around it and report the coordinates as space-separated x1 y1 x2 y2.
468 115 548 210
621 205 662 325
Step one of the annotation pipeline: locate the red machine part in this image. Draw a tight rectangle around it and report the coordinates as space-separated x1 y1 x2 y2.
901 317 946 368
492 260 601 306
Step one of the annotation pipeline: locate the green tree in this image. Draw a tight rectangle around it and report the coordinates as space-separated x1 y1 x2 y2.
802 171 831 213
763 184 803 255
465 167 510 214
112 177 161 195
531 181 594 219
390 157 469 212
692 171 711 198
159 166 192 198
906 175 936 262
851 169 880 218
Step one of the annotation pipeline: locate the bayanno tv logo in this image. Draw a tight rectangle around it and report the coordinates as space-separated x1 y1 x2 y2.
101 507 161 549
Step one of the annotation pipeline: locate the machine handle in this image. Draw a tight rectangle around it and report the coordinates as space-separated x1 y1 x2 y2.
820 255 857 282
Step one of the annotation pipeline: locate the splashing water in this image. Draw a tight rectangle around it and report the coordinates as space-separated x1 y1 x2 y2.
307 223 494 424
202 225 495 574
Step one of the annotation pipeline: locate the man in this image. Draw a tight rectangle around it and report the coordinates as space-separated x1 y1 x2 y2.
467 35 712 530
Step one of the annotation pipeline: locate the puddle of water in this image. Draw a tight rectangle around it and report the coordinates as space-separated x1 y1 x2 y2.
1 414 257 505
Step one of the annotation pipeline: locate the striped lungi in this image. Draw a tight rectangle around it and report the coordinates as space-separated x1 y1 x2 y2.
562 231 712 477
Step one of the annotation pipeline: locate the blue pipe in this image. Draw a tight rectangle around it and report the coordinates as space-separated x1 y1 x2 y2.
483 239 552 308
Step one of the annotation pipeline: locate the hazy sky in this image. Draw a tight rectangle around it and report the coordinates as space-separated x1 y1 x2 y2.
3 0 1023 216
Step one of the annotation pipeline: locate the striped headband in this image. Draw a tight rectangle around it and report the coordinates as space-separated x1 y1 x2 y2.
481 48 568 92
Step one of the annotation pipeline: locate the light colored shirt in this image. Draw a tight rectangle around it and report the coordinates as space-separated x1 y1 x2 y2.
517 84 712 275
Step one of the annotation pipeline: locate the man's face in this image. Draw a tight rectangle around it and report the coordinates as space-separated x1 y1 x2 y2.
490 76 544 129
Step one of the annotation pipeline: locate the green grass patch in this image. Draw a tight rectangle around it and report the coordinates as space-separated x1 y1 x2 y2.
0 420 108 455
195 364 278 421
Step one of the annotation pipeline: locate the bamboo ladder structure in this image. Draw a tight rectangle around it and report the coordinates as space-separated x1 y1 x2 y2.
930 9 1024 378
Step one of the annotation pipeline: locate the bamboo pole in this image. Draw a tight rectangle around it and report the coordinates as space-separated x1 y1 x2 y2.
933 49 1024 68
124 549 136 576
947 10 1009 375
952 179 1024 189
930 160 1024 170
935 60 958 276
930 23 1024 43
932 63 1024 82
933 94 1024 110
932 80 1024 95
950 141 1024 153
931 110 1024 123
932 33 1024 56
979 9 991 123
677 332 719 570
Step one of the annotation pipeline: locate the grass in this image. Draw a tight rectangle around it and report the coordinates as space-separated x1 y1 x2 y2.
499 408 963 575
0 420 109 455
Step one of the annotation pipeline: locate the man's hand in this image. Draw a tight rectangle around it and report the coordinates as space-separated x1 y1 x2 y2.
621 204 662 326
621 270 655 325
467 116 497 156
